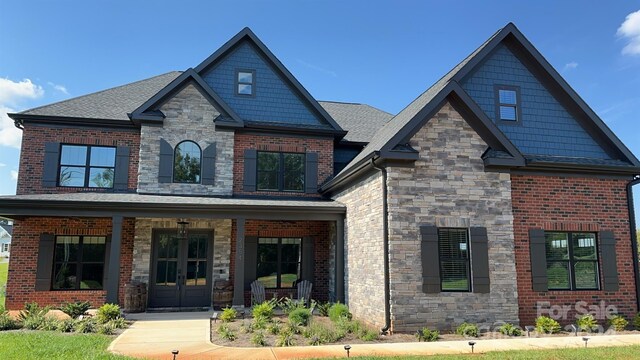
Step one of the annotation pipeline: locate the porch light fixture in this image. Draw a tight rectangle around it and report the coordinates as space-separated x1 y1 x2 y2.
177 219 189 239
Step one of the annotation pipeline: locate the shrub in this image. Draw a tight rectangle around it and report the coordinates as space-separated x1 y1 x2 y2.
76 318 98 333
22 314 46 330
358 328 378 341
251 316 268 331
416 327 439 342
267 322 281 335
0 311 19 331
455 322 479 338
217 324 237 341
608 315 628 332
252 301 275 320
19 302 50 322
633 313 640 330
56 318 76 333
239 321 252 334
251 331 267 346
498 323 523 336
577 314 598 332
39 316 61 331
276 330 295 347
220 307 237 323
328 303 351 322
304 322 344 343
109 317 127 329
289 308 312 326
98 322 117 335
60 301 91 319
96 303 121 324
316 302 331 317
535 316 561 334
279 298 305 315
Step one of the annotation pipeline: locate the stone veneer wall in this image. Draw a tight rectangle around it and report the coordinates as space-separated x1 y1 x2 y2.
137 83 234 195
132 218 232 292
333 171 386 328
386 102 519 332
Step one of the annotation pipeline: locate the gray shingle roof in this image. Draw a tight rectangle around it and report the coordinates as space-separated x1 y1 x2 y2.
0 224 11 236
318 101 392 143
18 72 183 121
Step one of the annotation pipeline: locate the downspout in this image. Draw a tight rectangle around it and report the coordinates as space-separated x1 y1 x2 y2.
627 176 640 311
371 155 391 335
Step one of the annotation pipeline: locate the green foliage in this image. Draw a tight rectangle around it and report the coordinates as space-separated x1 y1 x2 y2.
96 303 121 324
577 314 598 332
173 146 201 183
303 321 345 344
608 315 628 331
220 307 237 323
275 329 295 347
239 321 253 334
216 324 237 341
455 322 479 338
284 319 302 335
498 323 523 336
316 301 331 317
75 318 98 333
0 311 19 331
358 327 378 341
288 308 312 326
416 327 439 342
60 301 91 319
22 314 46 330
19 302 50 322
328 303 351 322
252 301 275 320
56 318 76 333
535 316 562 334
633 313 640 330
109 317 127 329
251 316 268 331
267 322 281 335
250 331 267 346
278 297 306 315
38 316 61 331
97 322 117 335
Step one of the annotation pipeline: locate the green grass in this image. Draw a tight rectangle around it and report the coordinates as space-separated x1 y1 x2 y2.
0 331 135 360
319 345 640 360
0 261 7 307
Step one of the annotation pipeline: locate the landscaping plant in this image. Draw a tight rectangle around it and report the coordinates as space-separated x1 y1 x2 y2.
278 297 306 315
56 318 76 333
75 318 98 333
535 315 562 334
267 322 281 335
96 303 121 324
577 314 598 332
0 309 19 331
220 307 237 323
316 301 331 317
416 327 439 342
608 315 628 332
633 313 640 330
251 315 268 331
455 322 479 338
60 301 91 319
328 303 351 322
217 324 237 341
97 322 117 335
275 329 295 347
288 307 312 326
252 301 275 320
498 323 523 336
251 331 267 346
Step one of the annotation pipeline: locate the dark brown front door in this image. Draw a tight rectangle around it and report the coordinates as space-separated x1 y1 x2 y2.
149 230 213 308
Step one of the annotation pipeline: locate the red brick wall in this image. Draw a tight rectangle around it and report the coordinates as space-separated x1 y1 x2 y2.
5 217 135 309
17 124 140 194
233 133 333 197
511 175 637 325
229 219 332 305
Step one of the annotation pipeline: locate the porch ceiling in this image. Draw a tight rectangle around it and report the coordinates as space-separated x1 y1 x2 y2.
0 193 345 221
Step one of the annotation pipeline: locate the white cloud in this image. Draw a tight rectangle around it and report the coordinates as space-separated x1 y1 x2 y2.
617 10 640 55
296 59 338 77
48 82 68 95
0 163 5 167
10 170 18 181
0 105 22 148
563 61 578 71
0 78 44 106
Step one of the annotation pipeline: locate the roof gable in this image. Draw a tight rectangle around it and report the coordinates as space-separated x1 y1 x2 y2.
195 28 344 133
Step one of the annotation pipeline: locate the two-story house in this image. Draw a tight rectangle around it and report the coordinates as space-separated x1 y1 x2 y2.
1 23 639 333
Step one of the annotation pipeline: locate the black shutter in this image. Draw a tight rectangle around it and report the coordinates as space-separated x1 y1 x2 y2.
599 230 619 291
529 228 548 292
158 139 173 183
244 236 258 289
243 149 257 192
301 237 314 282
201 143 217 185
305 152 319 194
420 225 440 293
113 147 130 191
469 227 490 293
103 235 112 289
42 142 60 187
35 233 55 291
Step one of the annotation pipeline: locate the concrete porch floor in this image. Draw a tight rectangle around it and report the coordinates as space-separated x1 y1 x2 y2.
109 312 640 359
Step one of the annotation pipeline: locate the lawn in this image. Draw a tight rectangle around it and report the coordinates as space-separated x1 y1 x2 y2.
0 331 134 360
0 261 7 307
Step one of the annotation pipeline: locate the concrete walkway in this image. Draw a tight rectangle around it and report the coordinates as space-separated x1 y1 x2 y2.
109 312 640 359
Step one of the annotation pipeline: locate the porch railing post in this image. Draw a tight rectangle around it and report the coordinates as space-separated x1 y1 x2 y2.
336 216 345 303
106 215 123 304
233 217 246 306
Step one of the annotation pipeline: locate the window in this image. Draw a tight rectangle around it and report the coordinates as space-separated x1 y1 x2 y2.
545 232 599 290
256 237 301 288
173 141 201 183
236 70 255 96
438 228 470 291
257 152 305 192
52 235 106 290
495 86 520 122
1 243 8 252
58 145 115 188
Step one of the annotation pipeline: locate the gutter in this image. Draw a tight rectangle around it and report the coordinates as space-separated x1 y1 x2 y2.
320 152 377 194
627 177 640 311
371 156 391 334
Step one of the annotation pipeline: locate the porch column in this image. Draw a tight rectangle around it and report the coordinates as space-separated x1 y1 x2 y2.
106 215 122 304
336 216 345 303
233 217 246 306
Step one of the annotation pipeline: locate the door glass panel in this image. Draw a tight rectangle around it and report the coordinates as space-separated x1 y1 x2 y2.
198 237 207 258
188 238 198 258
186 261 197 286
156 261 167 285
166 261 177 286
197 261 207 286
167 237 179 258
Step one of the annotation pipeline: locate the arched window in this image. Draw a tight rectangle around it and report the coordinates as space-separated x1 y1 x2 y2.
173 141 201 183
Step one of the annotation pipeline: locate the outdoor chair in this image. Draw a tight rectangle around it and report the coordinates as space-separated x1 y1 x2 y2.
250 280 266 305
296 280 313 305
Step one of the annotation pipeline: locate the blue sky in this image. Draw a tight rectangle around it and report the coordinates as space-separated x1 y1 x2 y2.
0 1 639 223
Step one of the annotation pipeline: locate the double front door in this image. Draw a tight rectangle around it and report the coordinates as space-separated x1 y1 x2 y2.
149 230 213 308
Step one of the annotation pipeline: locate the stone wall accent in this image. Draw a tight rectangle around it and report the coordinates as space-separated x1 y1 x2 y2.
137 83 234 195
386 101 519 332
511 175 637 325
333 171 386 329
132 218 232 289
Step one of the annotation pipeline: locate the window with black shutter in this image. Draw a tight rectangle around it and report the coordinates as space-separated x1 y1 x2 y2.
545 232 599 290
438 228 471 292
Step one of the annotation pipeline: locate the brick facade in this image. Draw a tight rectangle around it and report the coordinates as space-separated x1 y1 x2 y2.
17 124 140 194
511 175 638 325
229 219 332 306
5 217 134 309
233 133 333 197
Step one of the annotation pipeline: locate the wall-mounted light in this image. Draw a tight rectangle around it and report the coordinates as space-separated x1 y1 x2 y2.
177 219 189 239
